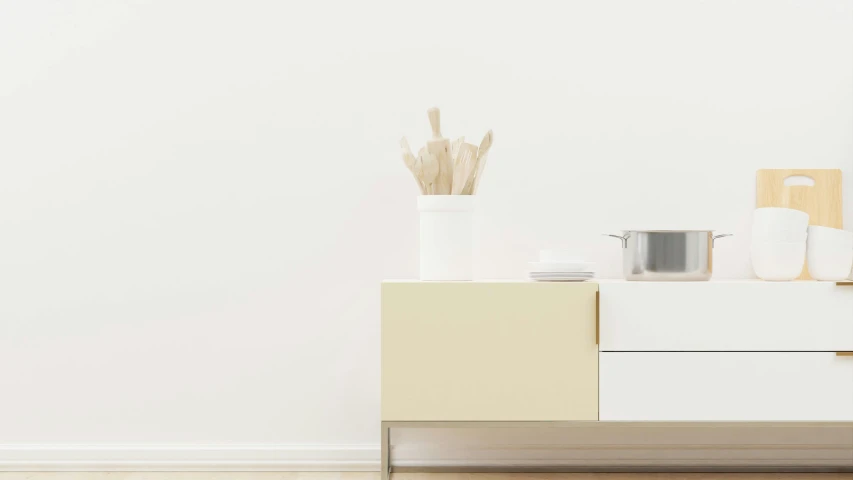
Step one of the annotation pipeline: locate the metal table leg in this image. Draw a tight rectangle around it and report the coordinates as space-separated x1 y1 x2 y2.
381 422 390 480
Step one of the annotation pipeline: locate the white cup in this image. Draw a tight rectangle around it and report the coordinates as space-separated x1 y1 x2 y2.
418 195 474 281
807 225 853 248
751 226 807 243
807 226 853 281
751 241 806 281
752 207 809 233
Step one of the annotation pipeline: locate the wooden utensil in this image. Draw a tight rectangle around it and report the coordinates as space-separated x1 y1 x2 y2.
413 147 429 194
451 136 465 161
419 151 440 195
451 143 478 195
756 169 843 280
412 153 425 194
462 130 493 195
400 137 426 194
426 108 452 195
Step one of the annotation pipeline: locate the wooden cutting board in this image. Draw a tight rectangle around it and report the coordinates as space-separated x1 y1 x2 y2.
756 169 843 280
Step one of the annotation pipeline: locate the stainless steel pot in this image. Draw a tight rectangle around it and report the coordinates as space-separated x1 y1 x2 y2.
604 230 732 281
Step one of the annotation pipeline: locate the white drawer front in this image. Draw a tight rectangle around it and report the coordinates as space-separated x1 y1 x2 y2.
600 352 853 421
599 281 853 351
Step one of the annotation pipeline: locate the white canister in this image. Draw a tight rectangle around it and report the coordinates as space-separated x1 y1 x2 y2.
418 195 474 281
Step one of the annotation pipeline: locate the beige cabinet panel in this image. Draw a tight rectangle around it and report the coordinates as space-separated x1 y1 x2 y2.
382 282 598 421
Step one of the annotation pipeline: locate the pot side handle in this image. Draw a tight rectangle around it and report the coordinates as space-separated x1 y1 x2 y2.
603 233 630 248
712 233 733 247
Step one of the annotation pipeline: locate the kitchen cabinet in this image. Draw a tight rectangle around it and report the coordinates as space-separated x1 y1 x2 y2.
380 280 853 478
599 352 853 421
599 281 853 351
382 281 598 422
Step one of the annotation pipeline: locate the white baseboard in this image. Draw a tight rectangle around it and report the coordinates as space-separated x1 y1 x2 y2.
3 426 852 472
0 444 380 471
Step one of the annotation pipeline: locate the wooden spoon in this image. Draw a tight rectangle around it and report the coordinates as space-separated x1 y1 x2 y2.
420 152 440 195
400 137 426 194
463 130 493 194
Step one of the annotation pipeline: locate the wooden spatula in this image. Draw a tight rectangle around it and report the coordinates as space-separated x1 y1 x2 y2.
426 108 452 195
451 136 465 161
451 143 478 195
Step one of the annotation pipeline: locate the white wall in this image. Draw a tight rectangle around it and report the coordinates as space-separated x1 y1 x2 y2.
1 0 851 469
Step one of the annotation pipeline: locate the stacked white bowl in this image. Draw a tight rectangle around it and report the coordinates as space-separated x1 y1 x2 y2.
751 208 809 281
807 225 853 281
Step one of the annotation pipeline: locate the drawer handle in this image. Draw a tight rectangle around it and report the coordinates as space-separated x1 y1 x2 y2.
836 352 853 356
837 281 853 286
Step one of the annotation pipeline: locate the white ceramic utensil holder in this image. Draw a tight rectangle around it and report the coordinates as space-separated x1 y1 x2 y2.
418 195 474 281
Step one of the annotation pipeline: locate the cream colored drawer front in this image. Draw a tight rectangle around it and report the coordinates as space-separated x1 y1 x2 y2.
600 352 853 421
599 281 853 351
382 282 598 421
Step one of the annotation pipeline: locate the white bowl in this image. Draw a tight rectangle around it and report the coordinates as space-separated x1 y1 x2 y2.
807 225 853 249
807 227 853 281
753 207 809 232
808 246 853 281
751 241 806 281
751 226 807 243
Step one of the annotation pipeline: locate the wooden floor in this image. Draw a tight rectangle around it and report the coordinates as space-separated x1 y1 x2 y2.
0 473 850 480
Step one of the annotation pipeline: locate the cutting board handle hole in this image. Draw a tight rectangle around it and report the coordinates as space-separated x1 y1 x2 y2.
784 175 815 187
